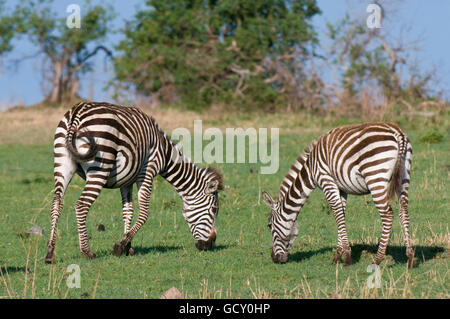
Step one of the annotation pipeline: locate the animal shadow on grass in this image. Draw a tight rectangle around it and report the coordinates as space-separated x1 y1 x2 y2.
289 247 334 263
131 244 229 256
350 244 445 266
209 244 229 252
129 245 183 256
0 264 28 274
68 243 231 260
287 245 445 266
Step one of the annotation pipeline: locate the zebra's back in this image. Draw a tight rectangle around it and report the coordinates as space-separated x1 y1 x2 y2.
54 102 162 189
310 122 410 195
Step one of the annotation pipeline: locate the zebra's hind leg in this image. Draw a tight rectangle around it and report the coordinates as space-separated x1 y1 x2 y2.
323 186 352 266
75 174 108 259
368 182 394 266
399 144 415 268
45 151 77 264
399 195 415 268
114 185 135 257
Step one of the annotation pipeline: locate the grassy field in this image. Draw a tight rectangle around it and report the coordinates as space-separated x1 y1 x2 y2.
0 106 448 298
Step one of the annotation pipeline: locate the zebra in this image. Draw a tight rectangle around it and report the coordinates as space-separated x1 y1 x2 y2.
262 122 415 268
45 101 223 264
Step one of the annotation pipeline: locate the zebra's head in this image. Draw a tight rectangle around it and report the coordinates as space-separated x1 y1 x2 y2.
182 168 223 251
262 190 299 264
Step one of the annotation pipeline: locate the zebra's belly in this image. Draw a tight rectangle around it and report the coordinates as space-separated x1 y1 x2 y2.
335 172 370 195
105 151 141 188
76 151 142 189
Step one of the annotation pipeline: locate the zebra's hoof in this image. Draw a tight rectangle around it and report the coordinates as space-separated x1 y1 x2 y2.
127 247 135 256
84 251 96 259
113 243 124 257
45 254 55 264
406 248 416 269
344 254 352 266
332 255 341 264
407 258 416 269
124 242 134 256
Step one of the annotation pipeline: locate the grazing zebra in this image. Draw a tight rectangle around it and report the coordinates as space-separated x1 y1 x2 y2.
45 101 223 264
262 122 415 268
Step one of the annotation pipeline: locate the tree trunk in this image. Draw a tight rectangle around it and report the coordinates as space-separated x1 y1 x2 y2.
68 76 80 102
48 61 63 103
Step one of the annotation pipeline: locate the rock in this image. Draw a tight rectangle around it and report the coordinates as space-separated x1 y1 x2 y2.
160 287 184 299
26 226 43 236
97 224 105 232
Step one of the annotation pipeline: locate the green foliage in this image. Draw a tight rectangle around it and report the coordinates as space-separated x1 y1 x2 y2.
419 129 444 144
3 0 114 102
327 15 392 97
113 0 320 110
326 12 440 107
13 0 113 52
0 0 18 55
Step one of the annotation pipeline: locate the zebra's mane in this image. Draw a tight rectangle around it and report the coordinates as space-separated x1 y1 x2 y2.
147 114 224 192
302 139 317 157
278 139 317 199
205 167 224 191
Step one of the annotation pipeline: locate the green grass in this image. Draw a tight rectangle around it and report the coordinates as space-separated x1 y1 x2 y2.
0 129 448 299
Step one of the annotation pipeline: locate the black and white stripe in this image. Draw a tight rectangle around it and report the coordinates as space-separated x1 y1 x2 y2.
262 122 414 267
45 101 223 263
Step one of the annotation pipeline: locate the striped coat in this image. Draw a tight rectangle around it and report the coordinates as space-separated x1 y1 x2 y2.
46 102 222 264
262 122 414 268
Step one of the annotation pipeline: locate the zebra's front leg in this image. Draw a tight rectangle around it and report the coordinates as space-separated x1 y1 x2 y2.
114 185 135 257
325 187 352 266
114 171 155 257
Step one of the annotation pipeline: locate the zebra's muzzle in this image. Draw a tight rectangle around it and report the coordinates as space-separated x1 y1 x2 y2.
195 231 216 251
271 250 288 264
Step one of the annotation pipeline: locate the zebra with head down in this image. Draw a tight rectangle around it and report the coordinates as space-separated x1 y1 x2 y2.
262 122 415 268
46 101 223 263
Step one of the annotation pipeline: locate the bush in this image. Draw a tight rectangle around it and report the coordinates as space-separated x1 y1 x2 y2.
419 130 444 144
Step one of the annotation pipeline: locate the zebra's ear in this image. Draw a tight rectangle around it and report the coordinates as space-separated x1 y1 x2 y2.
205 180 219 194
174 139 183 153
261 191 276 209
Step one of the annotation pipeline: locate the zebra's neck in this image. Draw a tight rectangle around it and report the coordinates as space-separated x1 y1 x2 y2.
160 134 204 198
279 154 315 215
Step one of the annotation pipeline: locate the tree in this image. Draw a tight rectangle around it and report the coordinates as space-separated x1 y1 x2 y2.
11 0 114 104
326 2 436 108
113 0 320 110
0 0 16 56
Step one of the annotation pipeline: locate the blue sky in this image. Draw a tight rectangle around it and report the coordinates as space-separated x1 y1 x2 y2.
0 0 449 109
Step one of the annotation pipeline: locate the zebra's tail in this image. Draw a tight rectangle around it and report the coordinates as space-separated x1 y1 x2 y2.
65 126 98 163
388 133 407 201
